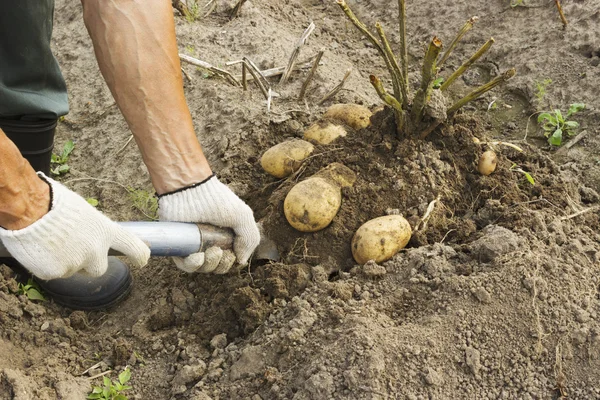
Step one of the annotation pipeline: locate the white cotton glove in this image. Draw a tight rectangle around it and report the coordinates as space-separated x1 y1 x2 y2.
158 175 260 274
0 173 151 280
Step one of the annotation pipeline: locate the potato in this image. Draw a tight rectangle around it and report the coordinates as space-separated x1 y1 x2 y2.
323 103 372 130
260 139 314 178
284 163 356 232
303 121 347 145
351 215 412 264
478 150 497 176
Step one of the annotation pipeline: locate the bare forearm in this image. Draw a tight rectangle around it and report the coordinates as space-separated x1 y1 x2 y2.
81 0 212 194
0 130 50 230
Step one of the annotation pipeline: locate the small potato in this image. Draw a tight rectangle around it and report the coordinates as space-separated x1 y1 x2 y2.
260 139 314 178
303 121 347 145
478 150 497 176
351 215 412 264
323 103 372 130
284 163 357 232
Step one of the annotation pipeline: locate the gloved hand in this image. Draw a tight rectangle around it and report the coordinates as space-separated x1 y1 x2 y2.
158 175 260 274
0 173 151 280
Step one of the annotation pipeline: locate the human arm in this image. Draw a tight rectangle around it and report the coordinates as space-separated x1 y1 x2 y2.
0 129 150 279
81 0 260 267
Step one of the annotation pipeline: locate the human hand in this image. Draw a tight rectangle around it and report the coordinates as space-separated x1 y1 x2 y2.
158 175 260 273
0 173 151 280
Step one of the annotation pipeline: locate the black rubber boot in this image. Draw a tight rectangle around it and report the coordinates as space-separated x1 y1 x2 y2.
0 118 134 310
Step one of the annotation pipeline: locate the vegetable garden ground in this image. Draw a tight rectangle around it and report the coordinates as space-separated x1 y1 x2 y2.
2 0 600 398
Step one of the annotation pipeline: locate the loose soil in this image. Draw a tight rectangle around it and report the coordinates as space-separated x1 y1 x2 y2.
2 0 600 399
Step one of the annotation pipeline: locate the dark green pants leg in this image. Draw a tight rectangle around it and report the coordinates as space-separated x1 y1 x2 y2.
0 0 69 119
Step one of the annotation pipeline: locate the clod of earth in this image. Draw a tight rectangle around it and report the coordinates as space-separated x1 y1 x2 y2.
351 215 412 264
260 138 314 178
284 163 356 232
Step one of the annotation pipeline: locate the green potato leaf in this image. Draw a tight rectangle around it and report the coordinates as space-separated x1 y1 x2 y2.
119 368 131 385
537 112 556 125
549 128 563 146
567 103 585 117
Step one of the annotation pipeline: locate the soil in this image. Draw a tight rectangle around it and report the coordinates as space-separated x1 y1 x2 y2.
2 0 600 399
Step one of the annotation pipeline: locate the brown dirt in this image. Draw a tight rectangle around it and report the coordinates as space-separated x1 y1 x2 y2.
2 0 600 399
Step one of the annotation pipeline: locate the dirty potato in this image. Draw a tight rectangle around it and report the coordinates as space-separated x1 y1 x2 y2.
351 215 412 264
260 139 314 178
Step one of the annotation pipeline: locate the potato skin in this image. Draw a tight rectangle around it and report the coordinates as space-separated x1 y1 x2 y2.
303 121 347 145
478 150 497 176
351 215 412 264
260 139 314 178
284 177 341 232
323 104 372 130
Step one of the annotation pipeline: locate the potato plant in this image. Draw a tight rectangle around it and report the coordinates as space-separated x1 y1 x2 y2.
336 0 515 138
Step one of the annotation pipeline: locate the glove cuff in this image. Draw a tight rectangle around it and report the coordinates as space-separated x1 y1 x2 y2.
157 174 215 199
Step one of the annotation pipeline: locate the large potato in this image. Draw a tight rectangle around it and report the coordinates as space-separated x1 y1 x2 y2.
323 103 372 130
351 215 412 264
303 121 347 145
284 163 356 232
260 139 314 178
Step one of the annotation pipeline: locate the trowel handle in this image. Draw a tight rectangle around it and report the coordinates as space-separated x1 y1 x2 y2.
0 222 234 258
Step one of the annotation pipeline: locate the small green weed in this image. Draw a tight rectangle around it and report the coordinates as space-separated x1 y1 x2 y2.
87 198 99 207
511 0 524 7
432 77 445 89
185 0 201 22
510 163 535 186
51 140 75 176
538 103 585 146
128 188 158 220
534 78 552 107
88 368 132 400
17 278 45 301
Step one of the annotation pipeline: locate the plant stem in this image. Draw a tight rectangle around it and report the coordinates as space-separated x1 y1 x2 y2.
438 16 478 67
397 0 409 93
370 75 403 112
336 1 400 101
410 36 443 129
447 68 516 114
298 50 324 100
440 37 495 91
370 75 405 135
555 0 568 29
375 23 407 105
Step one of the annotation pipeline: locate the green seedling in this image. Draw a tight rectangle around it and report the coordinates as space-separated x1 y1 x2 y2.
87 198 99 207
185 0 201 22
432 77 445 89
51 140 75 175
511 0 524 7
534 78 552 107
538 103 585 146
510 163 535 185
17 278 45 301
88 368 132 400
128 188 158 220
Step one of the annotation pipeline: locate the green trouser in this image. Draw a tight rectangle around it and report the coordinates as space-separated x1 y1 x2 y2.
0 0 69 119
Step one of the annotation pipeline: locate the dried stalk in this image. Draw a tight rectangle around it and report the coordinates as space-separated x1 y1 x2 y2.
229 0 248 19
299 50 324 100
179 54 241 86
318 69 352 105
397 0 408 91
233 60 315 81
241 63 248 91
440 37 494 91
375 23 407 105
438 16 479 67
447 68 516 114
555 0 568 29
242 57 270 100
410 37 443 127
280 22 316 85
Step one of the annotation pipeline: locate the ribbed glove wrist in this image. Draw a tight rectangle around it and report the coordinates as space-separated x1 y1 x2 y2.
158 176 260 268
0 173 150 280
